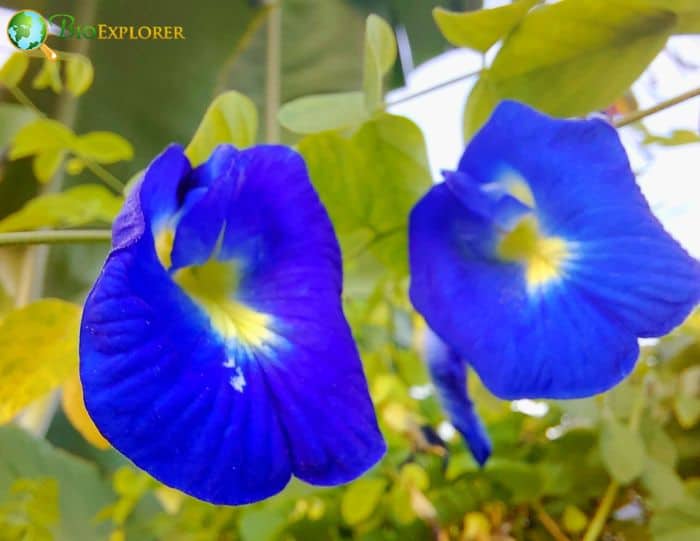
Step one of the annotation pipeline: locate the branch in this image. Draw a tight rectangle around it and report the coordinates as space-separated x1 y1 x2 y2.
0 229 112 247
533 501 572 541
614 86 700 128
386 69 482 108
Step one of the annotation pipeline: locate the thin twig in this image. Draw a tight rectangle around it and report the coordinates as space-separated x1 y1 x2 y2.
614 86 700 128
81 158 125 191
532 501 572 541
265 2 282 143
582 383 648 541
386 69 482 107
581 481 619 541
214 5 273 95
0 230 112 247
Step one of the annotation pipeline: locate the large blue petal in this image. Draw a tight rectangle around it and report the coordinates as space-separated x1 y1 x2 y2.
221 146 386 485
81 144 385 504
424 327 491 466
410 101 700 400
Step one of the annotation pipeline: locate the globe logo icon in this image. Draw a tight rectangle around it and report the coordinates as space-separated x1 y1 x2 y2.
6 10 48 52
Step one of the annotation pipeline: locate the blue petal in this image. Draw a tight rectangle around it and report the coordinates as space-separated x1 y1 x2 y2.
424 327 491 466
170 146 241 269
81 144 385 504
410 101 700 400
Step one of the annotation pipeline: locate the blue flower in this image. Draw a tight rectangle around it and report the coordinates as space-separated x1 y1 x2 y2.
410 101 700 406
80 144 386 505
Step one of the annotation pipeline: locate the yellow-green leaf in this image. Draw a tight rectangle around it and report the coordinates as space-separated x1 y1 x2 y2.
433 0 538 53
642 458 686 509
278 91 368 134
75 131 134 164
62 372 109 450
9 119 76 160
0 104 38 150
32 59 63 94
186 91 258 166
363 14 397 113
298 113 431 276
599 416 647 484
643 128 700 147
0 185 123 233
562 505 588 534
464 0 676 137
33 149 66 184
0 53 30 87
340 477 387 526
0 299 81 424
625 0 700 33
65 157 86 175
65 54 94 96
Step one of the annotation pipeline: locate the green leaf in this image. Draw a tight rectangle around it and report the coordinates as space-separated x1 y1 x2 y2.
433 0 538 53
674 394 700 429
0 185 123 233
363 14 397 112
642 422 678 467
650 495 700 541
185 91 258 166
75 132 134 164
298 113 431 276
278 91 368 134
625 0 700 33
65 54 94 97
32 59 63 94
0 477 59 541
485 458 544 503
341 477 387 526
0 104 38 150
0 425 112 541
9 119 76 160
642 458 686 510
0 300 81 424
464 0 676 137
674 366 700 428
33 149 66 184
599 416 646 484
0 53 30 87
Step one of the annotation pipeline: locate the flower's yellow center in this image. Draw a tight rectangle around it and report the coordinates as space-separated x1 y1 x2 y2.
496 216 569 290
154 227 274 348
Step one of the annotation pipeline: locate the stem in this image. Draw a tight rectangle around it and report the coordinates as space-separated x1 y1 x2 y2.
214 5 273 95
265 1 282 143
386 69 482 107
348 226 403 261
614 86 700 128
582 381 648 541
533 501 572 541
5 85 36 110
0 230 112 247
581 481 619 541
80 158 125 191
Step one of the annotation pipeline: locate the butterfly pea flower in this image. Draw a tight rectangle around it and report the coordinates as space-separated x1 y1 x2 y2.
410 101 700 408
80 144 386 505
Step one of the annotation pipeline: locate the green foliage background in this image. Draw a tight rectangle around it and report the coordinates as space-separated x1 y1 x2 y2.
0 0 699 540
